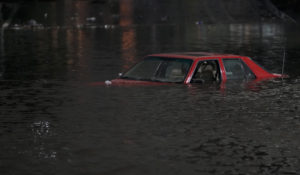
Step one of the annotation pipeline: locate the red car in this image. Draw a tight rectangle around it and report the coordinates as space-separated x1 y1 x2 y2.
102 52 284 86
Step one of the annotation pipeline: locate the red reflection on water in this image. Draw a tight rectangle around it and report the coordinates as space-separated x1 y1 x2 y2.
120 0 137 71
63 1 91 80
120 0 133 27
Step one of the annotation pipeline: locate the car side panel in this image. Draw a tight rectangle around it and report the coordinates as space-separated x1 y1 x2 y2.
241 57 278 79
220 56 280 81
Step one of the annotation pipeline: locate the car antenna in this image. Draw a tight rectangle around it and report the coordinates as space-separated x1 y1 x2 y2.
281 47 286 76
281 37 287 80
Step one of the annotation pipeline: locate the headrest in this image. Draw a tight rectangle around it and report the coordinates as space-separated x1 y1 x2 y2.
171 69 183 76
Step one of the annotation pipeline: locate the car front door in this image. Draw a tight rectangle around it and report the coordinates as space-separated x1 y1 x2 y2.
190 59 221 84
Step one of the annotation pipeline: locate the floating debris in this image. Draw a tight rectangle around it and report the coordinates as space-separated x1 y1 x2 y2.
105 80 112 85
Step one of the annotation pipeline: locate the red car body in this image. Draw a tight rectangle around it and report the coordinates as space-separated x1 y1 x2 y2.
92 52 285 86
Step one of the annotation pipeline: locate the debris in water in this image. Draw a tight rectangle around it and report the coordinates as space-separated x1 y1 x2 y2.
105 80 112 85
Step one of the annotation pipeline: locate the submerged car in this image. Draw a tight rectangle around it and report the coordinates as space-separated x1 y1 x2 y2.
105 52 284 86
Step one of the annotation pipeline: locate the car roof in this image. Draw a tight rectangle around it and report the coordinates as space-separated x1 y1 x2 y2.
149 52 243 60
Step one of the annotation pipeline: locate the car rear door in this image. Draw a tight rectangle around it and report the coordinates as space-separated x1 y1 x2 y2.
221 57 256 81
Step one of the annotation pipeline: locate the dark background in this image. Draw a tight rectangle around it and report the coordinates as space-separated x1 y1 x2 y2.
0 0 300 175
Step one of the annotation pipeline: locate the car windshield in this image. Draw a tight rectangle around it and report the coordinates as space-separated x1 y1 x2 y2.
121 57 193 83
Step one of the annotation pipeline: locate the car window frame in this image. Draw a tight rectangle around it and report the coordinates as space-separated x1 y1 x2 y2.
190 59 222 83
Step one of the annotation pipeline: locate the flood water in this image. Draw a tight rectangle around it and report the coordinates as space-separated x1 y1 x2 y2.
1 0 300 174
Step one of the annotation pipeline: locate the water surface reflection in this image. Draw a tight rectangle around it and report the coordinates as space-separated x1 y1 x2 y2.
0 0 300 174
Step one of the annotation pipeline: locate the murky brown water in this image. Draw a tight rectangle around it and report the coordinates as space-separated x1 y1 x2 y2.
1 0 300 174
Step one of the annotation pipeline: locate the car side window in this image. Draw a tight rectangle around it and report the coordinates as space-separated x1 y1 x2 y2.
191 60 221 83
222 59 256 80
